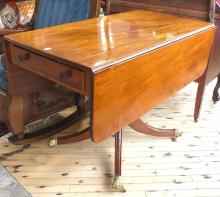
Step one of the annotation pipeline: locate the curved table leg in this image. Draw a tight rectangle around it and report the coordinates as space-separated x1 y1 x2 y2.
129 118 182 141
48 99 91 146
112 130 126 192
48 127 90 146
212 73 220 104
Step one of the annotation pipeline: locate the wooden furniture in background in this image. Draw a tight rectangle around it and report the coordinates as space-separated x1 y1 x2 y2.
109 0 220 122
0 0 35 138
101 0 110 15
3 10 215 191
17 0 35 26
0 0 35 53
211 4 220 102
212 5 220 104
109 0 214 18
0 0 100 144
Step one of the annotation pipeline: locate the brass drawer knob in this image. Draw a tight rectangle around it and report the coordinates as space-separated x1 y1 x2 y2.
59 69 72 80
19 53 30 61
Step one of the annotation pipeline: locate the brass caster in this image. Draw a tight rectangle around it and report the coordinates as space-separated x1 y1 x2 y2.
48 137 57 147
112 176 126 193
171 131 183 142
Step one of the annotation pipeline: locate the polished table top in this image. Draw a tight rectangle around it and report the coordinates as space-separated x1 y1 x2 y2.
5 10 214 72
4 10 216 142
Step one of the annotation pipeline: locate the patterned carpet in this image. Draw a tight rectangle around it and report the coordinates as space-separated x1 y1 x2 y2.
0 165 31 197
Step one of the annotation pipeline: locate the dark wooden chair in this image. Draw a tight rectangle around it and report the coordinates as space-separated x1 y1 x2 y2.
109 0 219 122
0 1 35 42
101 0 110 15
0 0 100 144
213 0 220 103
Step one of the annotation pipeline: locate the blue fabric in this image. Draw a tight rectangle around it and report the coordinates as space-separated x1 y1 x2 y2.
0 55 7 92
34 0 90 29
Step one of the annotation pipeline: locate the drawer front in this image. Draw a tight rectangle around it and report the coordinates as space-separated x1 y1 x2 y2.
13 46 85 93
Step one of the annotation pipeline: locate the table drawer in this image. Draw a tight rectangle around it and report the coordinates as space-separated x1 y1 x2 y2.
13 46 85 93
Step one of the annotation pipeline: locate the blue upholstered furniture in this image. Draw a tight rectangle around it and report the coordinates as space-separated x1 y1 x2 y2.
34 0 90 29
0 0 91 93
0 55 7 92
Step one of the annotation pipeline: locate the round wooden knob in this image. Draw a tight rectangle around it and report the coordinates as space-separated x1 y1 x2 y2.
19 53 30 61
59 69 72 80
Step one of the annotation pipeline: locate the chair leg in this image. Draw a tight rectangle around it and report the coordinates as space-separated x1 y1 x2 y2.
112 130 126 192
48 124 90 146
212 73 220 104
194 76 206 122
0 123 9 138
8 96 24 139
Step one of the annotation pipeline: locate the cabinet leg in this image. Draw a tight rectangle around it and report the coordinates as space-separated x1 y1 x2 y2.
112 130 126 192
212 73 220 104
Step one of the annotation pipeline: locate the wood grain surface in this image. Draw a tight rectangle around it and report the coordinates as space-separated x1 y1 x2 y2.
4 10 214 71
4 10 216 142
92 27 216 142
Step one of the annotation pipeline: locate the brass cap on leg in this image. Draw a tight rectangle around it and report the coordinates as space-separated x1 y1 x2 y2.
171 130 183 142
48 137 58 147
112 176 126 192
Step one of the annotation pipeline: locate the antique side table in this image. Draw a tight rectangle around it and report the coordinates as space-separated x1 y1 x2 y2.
3 10 216 191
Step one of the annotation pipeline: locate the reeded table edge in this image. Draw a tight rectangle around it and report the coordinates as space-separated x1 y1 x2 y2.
92 24 216 73
3 23 215 74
